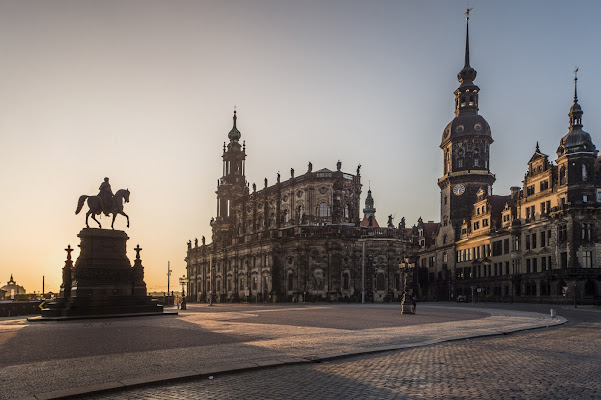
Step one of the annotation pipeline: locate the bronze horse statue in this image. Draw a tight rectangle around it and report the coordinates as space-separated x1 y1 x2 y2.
75 189 130 229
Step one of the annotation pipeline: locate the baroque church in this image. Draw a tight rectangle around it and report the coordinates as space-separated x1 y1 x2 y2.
185 112 415 303
414 14 601 304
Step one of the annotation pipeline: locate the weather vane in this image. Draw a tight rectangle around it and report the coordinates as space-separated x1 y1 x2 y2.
574 66 579 81
465 8 473 20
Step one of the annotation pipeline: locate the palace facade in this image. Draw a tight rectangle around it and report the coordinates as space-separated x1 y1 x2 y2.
415 16 601 304
185 112 415 303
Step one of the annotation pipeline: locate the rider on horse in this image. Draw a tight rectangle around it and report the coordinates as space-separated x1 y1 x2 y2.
98 177 114 216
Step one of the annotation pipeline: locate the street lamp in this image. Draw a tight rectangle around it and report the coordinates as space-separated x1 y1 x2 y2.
167 261 173 295
179 275 189 310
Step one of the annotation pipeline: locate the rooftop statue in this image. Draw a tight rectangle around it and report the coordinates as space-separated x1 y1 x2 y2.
75 177 130 229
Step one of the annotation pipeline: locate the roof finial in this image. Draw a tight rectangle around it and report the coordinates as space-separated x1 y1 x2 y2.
573 67 579 104
536 141 540 152
465 8 473 67
228 107 241 141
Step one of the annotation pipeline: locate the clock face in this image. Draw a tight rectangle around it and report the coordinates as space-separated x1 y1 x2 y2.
453 184 466 196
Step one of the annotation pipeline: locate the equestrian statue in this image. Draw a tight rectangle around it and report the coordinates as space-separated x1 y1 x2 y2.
75 177 130 229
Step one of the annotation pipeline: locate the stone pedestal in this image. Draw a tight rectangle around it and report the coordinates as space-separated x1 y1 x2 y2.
39 228 165 320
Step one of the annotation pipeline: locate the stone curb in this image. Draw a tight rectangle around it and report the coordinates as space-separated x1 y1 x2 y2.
25 314 566 400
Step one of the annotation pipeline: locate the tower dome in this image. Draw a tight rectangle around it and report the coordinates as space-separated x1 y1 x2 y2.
441 10 492 147
228 110 241 141
557 70 596 155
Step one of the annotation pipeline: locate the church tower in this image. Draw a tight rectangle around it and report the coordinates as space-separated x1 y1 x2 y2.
213 110 249 241
438 10 496 239
360 188 379 227
556 71 598 205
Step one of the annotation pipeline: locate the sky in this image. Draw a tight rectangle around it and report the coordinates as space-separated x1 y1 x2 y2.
1 0 600 293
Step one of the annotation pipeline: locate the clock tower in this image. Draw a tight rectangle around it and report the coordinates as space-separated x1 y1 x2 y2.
438 10 496 240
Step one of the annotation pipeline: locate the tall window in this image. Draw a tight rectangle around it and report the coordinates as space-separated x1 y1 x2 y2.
317 202 330 217
560 166 567 185
287 273 294 291
582 223 592 241
376 273 385 291
582 251 592 268
561 252 568 269
559 225 568 242
342 273 350 290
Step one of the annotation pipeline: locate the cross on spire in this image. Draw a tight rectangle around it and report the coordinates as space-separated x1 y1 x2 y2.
65 244 73 260
464 8 474 67
134 244 143 260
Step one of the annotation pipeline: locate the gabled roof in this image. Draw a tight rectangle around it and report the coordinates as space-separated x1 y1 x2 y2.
360 216 380 228
315 168 332 173
528 144 548 164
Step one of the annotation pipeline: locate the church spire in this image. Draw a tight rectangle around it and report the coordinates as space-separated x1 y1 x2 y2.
569 68 583 130
574 67 578 103
457 8 477 88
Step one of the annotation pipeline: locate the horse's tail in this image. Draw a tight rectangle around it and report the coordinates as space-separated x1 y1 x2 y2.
76 195 88 215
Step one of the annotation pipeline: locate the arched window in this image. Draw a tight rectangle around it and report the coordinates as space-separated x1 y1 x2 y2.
560 166 567 185
287 273 294 291
376 273 386 291
344 204 350 218
582 164 588 182
317 202 330 217
342 273 349 290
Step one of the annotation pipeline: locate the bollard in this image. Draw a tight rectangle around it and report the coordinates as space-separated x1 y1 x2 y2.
550 308 556 318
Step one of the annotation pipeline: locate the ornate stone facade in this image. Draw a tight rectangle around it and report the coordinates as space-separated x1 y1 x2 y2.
415 16 601 304
186 113 415 303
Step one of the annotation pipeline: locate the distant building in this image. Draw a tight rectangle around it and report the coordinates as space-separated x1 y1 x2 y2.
186 112 416 303
414 16 601 304
1 275 26 299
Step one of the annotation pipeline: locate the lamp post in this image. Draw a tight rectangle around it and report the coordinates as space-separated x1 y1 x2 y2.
361 241 365 304
167 261 172 294
179 275 189 310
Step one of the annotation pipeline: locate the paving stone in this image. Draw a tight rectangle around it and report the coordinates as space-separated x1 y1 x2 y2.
87 315 600 400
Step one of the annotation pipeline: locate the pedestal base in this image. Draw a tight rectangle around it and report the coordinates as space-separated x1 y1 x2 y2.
39 228 165 320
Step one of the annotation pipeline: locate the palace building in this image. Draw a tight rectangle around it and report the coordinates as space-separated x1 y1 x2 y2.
414 14 601 304
185 112 415 303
